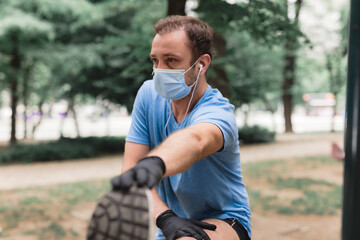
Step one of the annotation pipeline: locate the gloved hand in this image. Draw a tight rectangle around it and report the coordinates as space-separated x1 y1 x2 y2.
156 210 216 240
111 156 166 191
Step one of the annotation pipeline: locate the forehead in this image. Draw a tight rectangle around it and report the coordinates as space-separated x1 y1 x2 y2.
150 30 192 57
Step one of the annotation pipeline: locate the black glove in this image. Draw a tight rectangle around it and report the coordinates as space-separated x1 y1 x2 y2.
111 156 166 191
156 210 216 240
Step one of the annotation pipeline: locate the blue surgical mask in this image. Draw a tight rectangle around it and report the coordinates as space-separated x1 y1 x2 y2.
153 59 200 100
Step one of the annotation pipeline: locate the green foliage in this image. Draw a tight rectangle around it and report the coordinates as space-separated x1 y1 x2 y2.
0 0 350 144
0 136 126 164
80 0 166 111
196 0 305 45
195 0 291 109
0 5 54 52
226 32 284 107
238 125 275 144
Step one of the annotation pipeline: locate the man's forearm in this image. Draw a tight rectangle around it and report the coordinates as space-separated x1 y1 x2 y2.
151 188 169 222
147 123 223 177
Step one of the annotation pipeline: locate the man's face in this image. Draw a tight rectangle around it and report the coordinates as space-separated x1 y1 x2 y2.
150 30 196 85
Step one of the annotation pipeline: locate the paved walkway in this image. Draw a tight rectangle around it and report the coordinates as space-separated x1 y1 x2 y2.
0 132 343 190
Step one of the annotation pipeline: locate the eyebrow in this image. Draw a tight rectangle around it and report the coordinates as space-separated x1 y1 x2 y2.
149 53 182 58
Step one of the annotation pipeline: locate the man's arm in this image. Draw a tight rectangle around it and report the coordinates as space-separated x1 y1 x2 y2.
121 142 169 219
120 121 223 211
115 124 221 239
121 141 150 173
149 122 223 176
115 122 223 188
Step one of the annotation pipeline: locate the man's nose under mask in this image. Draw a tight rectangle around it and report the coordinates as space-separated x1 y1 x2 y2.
153 59 201 100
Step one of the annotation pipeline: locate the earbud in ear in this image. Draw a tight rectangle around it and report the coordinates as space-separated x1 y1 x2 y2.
200 64 203 71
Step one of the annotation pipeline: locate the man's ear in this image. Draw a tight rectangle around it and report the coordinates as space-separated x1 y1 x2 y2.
199 54 211 74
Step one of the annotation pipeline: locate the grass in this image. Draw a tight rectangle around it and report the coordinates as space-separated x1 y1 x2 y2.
0 155 343 239
243 156 343 215
39 222 66 240
0 179 110 239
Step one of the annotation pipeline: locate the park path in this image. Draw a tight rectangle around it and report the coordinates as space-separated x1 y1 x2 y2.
0 132 343 191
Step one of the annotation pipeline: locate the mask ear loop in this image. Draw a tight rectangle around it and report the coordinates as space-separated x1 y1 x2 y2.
184 58 200 74
165 63 202 135
184 64 203 119
164 99 172 137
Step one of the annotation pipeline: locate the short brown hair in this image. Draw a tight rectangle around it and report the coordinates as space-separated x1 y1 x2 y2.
153 15 214 61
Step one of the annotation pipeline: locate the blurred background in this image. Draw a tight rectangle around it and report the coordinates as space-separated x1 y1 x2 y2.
0 0 350 240
0 0 348 143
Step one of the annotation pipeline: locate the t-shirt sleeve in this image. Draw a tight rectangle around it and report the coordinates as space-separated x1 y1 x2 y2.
125 82 151 145
192 101 238 152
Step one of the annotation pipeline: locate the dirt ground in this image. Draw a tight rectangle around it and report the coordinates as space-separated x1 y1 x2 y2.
0 132 344 240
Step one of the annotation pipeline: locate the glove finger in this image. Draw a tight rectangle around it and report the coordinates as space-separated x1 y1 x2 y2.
147 171 161 188
190 219 217 231
111 171 134 190
135 167 148 187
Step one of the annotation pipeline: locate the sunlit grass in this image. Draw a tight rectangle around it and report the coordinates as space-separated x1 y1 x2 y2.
0 179 110 239
243 156 343 215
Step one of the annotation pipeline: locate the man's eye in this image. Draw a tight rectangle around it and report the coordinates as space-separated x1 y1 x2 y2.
150 58 158 64
167 58 176 63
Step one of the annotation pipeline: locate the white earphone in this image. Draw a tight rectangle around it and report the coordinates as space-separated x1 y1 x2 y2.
199 64 203 72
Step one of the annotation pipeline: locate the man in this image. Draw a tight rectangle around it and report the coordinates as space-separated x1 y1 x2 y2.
89 15 251 240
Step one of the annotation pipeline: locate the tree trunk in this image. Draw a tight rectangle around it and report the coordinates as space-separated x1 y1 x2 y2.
166 0 231 98
242 105 250 126
10 33 21 145
59 106 67 138
22 60 32 139
167 0 187 16
331 93 338 132
281 0 302 133
69 96 81 137
326 54 341 133
282 44 295 133
207 33 231 99
31 101 44 139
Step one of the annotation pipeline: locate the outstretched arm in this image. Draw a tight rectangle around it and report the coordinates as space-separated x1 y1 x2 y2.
114 124 222 239
115 122 223 189
119 142 168 219
150 122 223 176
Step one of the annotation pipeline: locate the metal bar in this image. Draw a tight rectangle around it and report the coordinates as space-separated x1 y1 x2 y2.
342 0 360 239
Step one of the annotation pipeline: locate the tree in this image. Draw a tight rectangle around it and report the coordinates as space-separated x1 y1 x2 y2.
77 0 165 111
226 31 284 128
325 4 348 132
0 1 53 144
168 0 187 15
6 0 164 139
196 0 305 115
282 0 303 133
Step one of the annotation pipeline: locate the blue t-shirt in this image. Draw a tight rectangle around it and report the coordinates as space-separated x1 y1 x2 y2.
126 80 251 239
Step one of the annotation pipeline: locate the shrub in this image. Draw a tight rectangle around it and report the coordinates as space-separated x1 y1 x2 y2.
238 125 275 144
0 136 126 165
